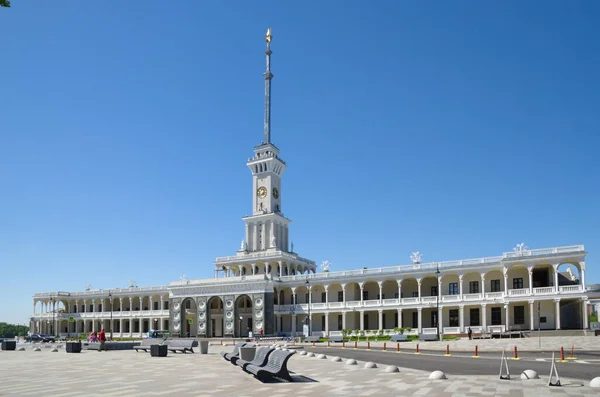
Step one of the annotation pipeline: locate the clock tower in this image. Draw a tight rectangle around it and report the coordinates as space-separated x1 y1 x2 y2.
243 28 290 252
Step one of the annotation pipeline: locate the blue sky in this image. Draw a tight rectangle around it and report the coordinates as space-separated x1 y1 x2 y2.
1 1 599 325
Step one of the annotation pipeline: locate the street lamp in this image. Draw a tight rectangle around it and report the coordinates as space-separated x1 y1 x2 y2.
239 316 243 339
108 290 113 340
435 263 441 342
305 278 311 337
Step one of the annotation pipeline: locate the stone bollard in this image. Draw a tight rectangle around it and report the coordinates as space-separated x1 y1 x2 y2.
520 370 539 380
429 370 447 380
345 359 357 365
385 365 400 373
331 356 342 362
364 362 377 369
590 377 600 388
317 354 327 359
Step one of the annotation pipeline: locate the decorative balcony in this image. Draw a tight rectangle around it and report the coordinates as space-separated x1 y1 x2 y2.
533 287 554 295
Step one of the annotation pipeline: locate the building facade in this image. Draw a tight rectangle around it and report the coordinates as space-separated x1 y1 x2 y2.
30 30 591 338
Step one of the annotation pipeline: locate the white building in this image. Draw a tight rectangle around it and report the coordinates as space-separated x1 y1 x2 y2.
30 29 591 339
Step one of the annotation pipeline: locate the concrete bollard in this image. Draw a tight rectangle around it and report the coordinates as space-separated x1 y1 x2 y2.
364 362 377 369
472 345 479 358
414 344 421 355
520 369 540 380
444 344 451 357
429 370 447 380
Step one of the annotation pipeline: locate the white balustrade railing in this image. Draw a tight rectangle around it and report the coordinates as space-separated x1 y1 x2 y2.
533 287 555 295
463 293 482 301
421 297 438 303
560 285 583 293
383 299 399 305
328 302 344 309
442 295 460 302
402 297 419 304
485 292 504 299
422 328 437 334
312 303 327 309
508 288 529 296
443 327 460 334
363 300 380 307
346 301 362 308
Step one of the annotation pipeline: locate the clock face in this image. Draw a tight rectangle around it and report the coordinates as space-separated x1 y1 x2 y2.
257 186 267 198
272 187 279 199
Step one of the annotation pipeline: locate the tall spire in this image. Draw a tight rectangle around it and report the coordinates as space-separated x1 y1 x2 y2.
263 28 273 144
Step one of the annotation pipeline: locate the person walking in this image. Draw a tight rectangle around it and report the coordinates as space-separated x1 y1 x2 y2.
98 329 107 351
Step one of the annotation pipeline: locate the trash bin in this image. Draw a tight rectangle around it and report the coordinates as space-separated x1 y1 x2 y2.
595 330 600 337
151 344 168 357
66 341 82 353
199 340 209 354
239 346 256 361
1 340 16 351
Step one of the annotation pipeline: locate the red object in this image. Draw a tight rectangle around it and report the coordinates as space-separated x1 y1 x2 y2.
513 345 518 359
367 341 371 350
560 346 565 361
396 342 400 352
354 341 358 349
98 330 106 341
259 328 263 335
416 344 420 353
474 345 479 356
383 342 386 351
446 344 450 355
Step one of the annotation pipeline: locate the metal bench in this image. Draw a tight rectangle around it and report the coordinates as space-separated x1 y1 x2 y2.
390 334 408 342
419 334 438 341
134 339 163 353
245 349 296 382
221 342 247 362
304 336 320 343
329 335 344 343
167 339 197 353
235 346 274 369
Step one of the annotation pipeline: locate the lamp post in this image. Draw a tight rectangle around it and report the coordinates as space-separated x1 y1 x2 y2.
107 290 113 340
435 263 441 342
239 316 243 339
305 278 311 337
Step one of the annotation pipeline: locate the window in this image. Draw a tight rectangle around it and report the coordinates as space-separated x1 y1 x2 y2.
164 301 169 310
412 312 418 328
431 286 438 296
470 308 480 326
449 309 459 327
469 281 479 294
491 307 502 325
338 291 343 302
394 311 398 327
490 279 501 292
412 291 418 297
153 302 159 310
449 283 459 295
364 313 369 329
431 312 438 328
98 304 103 312
321 292 326 302
513 278 524 289
382 313 386 328
321 316 325 330
338 315 342 330
185 300 191 309
395 292 399 299
362 291 369 301
305 293 309 303
513 306 525 325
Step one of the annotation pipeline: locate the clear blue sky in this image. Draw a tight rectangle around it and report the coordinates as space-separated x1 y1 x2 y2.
1 1 599 325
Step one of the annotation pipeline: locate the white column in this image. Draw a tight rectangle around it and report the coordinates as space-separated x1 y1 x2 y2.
582 299 589 329
528 266 534 294
437 277 442 299
92 299 96 313
160 296 164 311
503 267 509 295
481 304 487 331
553 264 560 293
359 283 364 304
253 223 258 251
529 300 535 331
278 261 283 277
504 303 510 332
580 262 586 290
378 309 383 330
342 312 346 330
342 284 346 304
480 274 486 297
129 318 133 336
378 282 383 304
149 297 153 312
397 280 402 301
291 315 296 337
417 279 422 301
359 311 364 331
324 285 329 305
324 314 329 335
33 300 36 317
459 305 464 333
245 223 250 247
417 308 422 333
129 297 133 312
397 309 403 328
458 275 464 299
555 299 561 330
438 306 443 334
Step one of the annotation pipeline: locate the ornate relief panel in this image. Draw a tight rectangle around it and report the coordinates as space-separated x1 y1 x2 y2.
223 295 235 335
253 293 265 332
197 296 207 337
170 297 182 334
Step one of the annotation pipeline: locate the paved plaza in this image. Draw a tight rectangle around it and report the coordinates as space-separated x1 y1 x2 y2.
0 342 599 396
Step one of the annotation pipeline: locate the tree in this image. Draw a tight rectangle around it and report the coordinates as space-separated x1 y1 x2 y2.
0 0 11 8
0 322 28 338
590 312 598 323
